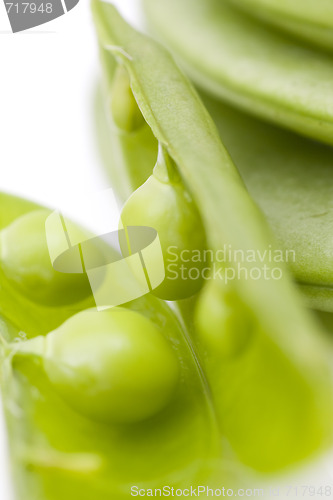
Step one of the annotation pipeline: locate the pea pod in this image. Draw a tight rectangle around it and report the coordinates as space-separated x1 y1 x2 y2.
2 7 332 498
229 0 333 51
0 197 222 498
143 0 333 146
95 75 333 312
199 92 333 312
92 0 333 472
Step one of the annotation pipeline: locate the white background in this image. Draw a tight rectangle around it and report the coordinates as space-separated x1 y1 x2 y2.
1 1 333 498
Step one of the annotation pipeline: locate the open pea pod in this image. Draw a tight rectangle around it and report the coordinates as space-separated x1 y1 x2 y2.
199 93 333 312
143 0 333 146
228 0 333 52
1 300 220 499
0 194 221 497
95 82 333 311
92 1 333 473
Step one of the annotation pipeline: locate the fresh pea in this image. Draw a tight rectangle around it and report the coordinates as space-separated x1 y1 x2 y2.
97 77 333 311
0 199 221 496
194 280 254 359
143 0 333 145
1 291 221 499
14 307 180 424
94 46 157 201
0 192 40 228
229 0 333 51
120 144 207 300
2 5 333 498
0 209 92 307
92 0 333 472
0 203 98 338
101 0 333 310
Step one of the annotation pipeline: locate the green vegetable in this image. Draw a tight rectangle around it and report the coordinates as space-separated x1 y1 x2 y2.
229 0 333 51
95 74 333 311
143 0 333 145
0 194 220 498
194 280 254 359
110 65 146 133
0 210 92 307
1 294 220 499
1 5 333 499
16 307 180 424
0 200 96 338
199 92 333 312
92 0 332 472
0 192 40 228
120 145 207 300
94 49 157 201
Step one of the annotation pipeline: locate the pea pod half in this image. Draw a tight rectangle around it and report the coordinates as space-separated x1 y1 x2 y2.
200 92 333 312
143 0 333 146
92 0 333 473
95 72 333 312
0 193 221 498
229 0 333 51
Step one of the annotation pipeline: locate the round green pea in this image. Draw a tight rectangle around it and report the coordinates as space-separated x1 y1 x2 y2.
110 65 146 132
0 209 92 306
43 307 179 424
195 281 254 359
120 174 206 301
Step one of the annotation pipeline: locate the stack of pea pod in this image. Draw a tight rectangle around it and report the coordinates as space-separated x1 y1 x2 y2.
91 0 333 486
141 0 333 312
2 1 333 499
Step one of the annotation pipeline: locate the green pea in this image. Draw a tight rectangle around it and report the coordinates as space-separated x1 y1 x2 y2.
110 65 146 133
195 281 254 359
94 58 157 201
42 307 179 424
120 145 206 301
0 191 40 230
0 209 92 307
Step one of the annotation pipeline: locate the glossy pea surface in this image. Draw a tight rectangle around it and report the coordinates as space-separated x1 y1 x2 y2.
121 172 206 301
195 281 254 359
43 308 179 424
0 209 92 307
